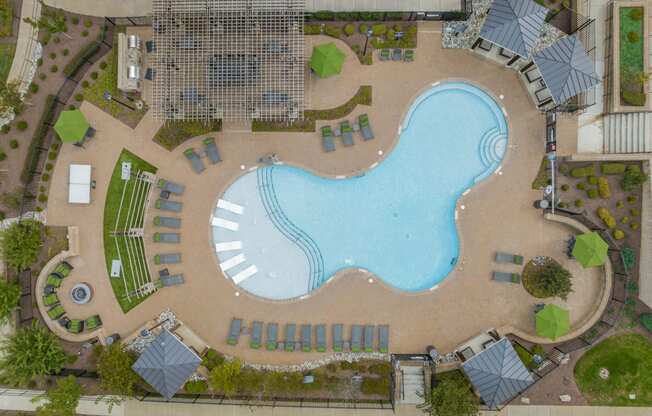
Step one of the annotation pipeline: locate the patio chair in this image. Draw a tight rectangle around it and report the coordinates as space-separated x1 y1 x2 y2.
154 216 181 229
333 324 344 352
54 261 73 278
155 199 183 213
351 325 363 352
364 325 375 352
144 68 156 81
378 325 389 353
153 233 180 244
184 148 206 174
379 49 390 61
523 67 542 83
340 121 354 146
285 323 296 352
42 293 59 307
145 40 156 53
203 137 222 164
46 273 63 288
492 271 521 283
250 321 263 349
535 87 552 105
58 316 70 328
499 48 515 60
495 252 524 265
157 179 185 195
321 126 335 152
392 48 402 61
84 315 102 331
266 323 278 351
227 318 242 345
477 39 493 52
67 319 83 334
358 114 375 141
154 253 181 264
300 324 312 352
315 324 326 352
159 274 184 287
47 305 65 320
403 49 415 62
44 285 56 295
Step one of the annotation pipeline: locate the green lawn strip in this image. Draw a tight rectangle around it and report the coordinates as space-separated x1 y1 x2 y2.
619 7 645 106
252 85 372 132
153 120 222 151
0 44 15 84
574 333 652 405
0 0 12 38
103 149 157 312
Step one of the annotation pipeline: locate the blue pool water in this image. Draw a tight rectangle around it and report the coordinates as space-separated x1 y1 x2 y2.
213 82 508 300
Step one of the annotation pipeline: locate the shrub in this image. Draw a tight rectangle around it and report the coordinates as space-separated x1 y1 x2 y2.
36 58 43 67
597 177 611 198
311 10 335 20
0 125 8 134
600 163 626 175
587 188 598 199
71 16 79 25
0 220 42 271
587 176 598 185
33 375 82 416
630 222 639 230
558 202 568 208
29 83 39 93
81 30 89 37
407 25 418 36
184 380 208 394
0 279 20 325
0 151 6 161
630 207 640 216
49 64 58 73
64 41 100 78
523 258 573 301
616 200 624 209
49 52 56 59
62 48 69 56
622 90 646 106
359 24 368 34
68 105 75 110
45 163 53 171
574 199 584 208
38 73 46 80
387 29 395 40
81 80 89 88
622 246 636 269
361 376 389 395
41 174 50 182
90 71 98 80
576 182 586 190
627 195 638 204
621 216 630 224
94 343 139 399
344 24 355 36
571 165 595 177
622 165 647 191
9 140 18 149
323 25 341 38
37 194 47 203
597 207 616 229
641 314 652 333
559 164 569 175
83 20 92 28
74 93 83 102
372 24 387 36
613 229 625 240
99 61 107 70
561 184 569 191
627 31 640 43
16 121 27 131
304 24 321 35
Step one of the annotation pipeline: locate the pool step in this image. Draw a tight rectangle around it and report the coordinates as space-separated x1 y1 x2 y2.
478 127 507 168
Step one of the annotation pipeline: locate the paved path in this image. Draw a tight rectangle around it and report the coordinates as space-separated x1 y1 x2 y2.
43 0 150 17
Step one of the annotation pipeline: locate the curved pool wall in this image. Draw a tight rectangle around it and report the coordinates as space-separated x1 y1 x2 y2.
213 82 508 300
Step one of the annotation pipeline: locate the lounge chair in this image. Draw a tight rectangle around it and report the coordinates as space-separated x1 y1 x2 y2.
300 324 312 352
54 261 73 277
47 305 65 320
184 148 206 173
321 126 335 152
154 216 181 229
159 274 184 286
266 323 278 351
364 325 375 352
154 253 181 264
84 315 102 331
316 324 326 352
492 271 521 283
145 40 156 53
203 137 222 164
43 293 59 307
378 325 389 353
285 323 296 352
46 273 63 288
144 68 156 81
157 179 185 195
58 316 70 328
153 233 180 244
44 285 56 295
227 318 242 345
404 49 415 62
379 49 390 61
67 319 83 334
351 325 362 352
358 114 375 141
340 121 354 146
250 321 263 349
333 324 344 352
392 48 402 61
495 252 524 265
155 199 183 212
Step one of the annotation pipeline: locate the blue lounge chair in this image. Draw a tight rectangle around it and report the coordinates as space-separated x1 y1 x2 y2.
153 233 180 244
184 148 206 173
300 324 312 352
378 325 389 353
364 325 375 352
392 48 402 61
266 323 278 351
340 120 354 146
145 40 156 53
159 274 184 287
358 114 375 141
285 324 296 352
227 318 242 345
154 216 181 229
155 199 183 212
351 325 363 352
157 179 185 195
316 324 326 352
250 321 263 349
333 324 343 352
321 126 335 152
492 271 521 283
203 137 222 164
154 253 181 264
379 49 390 61
495 252 524 265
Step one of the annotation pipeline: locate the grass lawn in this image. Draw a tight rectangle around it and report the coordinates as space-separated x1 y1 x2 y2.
619 7 645 106
0 0 12 38
0 44 15 83
574 333 652 405
103 149 157 312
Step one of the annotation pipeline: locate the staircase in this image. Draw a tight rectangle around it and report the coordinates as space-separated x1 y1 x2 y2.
603 112 652 153
399 365 425 404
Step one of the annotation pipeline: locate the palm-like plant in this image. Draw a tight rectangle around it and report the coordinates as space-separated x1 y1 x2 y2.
0 278 21 325
32 375 83 416
0 220 43 272
23 1 71 39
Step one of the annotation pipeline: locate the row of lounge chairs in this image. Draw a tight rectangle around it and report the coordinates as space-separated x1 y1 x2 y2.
227 319 389 353
321 114 375 152
184 138 221 174
153 177 186 288
492 251 523 284
379 48 414 62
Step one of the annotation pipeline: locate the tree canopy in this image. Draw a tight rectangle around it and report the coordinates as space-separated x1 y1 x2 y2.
421 372 479 416
94 342 140 407
23 1 67 37
0 80 25 115
0 278 21 324
33 375 83 416
0 220 43 271
209 359 242 397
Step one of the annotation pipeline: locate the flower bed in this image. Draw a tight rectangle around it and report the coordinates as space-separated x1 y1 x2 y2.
619 6 646 106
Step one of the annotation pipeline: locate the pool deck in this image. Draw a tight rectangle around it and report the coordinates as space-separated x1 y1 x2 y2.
45 23 604 364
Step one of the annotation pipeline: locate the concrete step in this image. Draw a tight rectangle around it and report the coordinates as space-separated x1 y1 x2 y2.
604 112 652 154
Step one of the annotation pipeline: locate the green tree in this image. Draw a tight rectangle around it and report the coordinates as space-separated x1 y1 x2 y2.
420 373 479 416
622 165 648 192
0 321 67 386
32 375 83 416
209 359 242 397
23 1 70 39
0 220 42 271
94 343 139 410
532 261 573 300
0 80 25 115
0 278 20 324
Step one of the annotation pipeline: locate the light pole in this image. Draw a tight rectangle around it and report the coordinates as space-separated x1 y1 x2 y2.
362 29 373 57
103 91 136 111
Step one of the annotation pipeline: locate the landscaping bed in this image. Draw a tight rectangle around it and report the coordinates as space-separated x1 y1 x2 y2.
0 44 15 83
522 256 573 300
153 120 222 151
618 6 646 107
0 0 12 38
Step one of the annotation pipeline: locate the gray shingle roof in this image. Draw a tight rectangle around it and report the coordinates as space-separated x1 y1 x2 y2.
132 329 201 399
479 0 549 58
533 34 601 105
461 338 534 410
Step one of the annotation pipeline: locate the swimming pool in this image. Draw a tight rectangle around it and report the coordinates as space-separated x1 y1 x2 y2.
212 81 508 300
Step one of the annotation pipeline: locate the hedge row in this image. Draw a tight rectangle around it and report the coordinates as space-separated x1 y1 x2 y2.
21 95 57 184
571 165 595 177
307 11 405 21
63 25 107 78
600 163 626 175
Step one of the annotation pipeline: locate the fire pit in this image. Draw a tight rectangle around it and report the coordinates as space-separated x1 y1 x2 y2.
70 283 92 305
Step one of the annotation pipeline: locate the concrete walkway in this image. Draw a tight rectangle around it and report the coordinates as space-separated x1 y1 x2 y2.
43 0 151 17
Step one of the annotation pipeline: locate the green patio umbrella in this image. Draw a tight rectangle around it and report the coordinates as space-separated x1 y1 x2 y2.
536 304 570 341
54 109 90 143
572 231 608 268
310 43 346 78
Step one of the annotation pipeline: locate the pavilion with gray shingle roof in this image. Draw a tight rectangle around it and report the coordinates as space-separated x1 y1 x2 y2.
132 329 202 399
478 0 549 58
461 338 534 410
533 34 601 105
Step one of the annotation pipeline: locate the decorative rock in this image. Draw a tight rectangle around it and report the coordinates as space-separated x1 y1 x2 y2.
559 394 572 402
599 367 609 379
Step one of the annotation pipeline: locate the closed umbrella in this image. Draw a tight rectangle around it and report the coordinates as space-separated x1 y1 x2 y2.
54 109 90 143
536 304 570 341
572 231 608 268
310 43 345 78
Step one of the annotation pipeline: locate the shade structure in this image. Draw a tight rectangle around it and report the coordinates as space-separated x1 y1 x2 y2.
54 109 90 143
572 231 608 268
310 43 345 78
132 329 201 399
536 304 570 341
461 338 534 409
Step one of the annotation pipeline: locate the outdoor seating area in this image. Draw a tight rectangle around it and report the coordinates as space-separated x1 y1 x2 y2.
320 114 374 152
378 48 415 62
226 318 389 353
184 138 222 173
492 251 523 284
